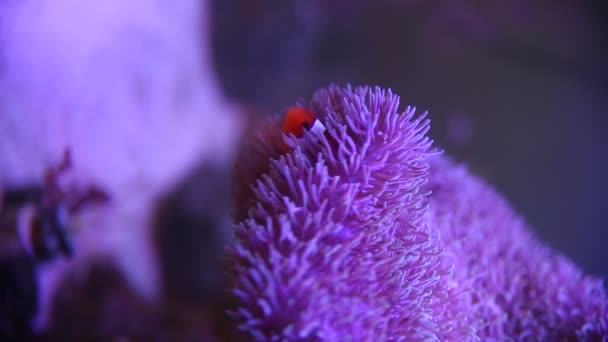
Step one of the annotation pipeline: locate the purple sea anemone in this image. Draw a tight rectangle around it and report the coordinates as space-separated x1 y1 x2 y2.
426 156 608 340
230 84 607 340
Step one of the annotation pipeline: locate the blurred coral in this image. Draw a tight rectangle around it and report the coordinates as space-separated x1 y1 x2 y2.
0 0 240 337
428 156 608 340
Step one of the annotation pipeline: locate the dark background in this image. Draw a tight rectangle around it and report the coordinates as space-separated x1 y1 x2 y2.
211 1 608 279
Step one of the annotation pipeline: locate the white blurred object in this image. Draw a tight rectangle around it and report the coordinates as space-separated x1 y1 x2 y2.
0 0 240 330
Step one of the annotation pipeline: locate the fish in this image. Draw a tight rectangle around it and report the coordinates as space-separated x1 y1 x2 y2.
281 107 326 152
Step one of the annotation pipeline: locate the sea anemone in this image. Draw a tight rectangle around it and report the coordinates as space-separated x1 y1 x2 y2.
229 84 607 340
426 156 608 340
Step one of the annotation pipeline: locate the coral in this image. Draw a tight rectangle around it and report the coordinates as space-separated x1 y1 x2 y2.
230 84 608 340
426 156 608 340
230 85 475 340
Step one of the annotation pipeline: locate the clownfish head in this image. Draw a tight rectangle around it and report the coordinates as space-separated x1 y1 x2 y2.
282 107 326 152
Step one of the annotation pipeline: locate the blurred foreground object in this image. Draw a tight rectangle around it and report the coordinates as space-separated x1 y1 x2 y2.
0 0 240 337
230 84 607 340
0 149 108 334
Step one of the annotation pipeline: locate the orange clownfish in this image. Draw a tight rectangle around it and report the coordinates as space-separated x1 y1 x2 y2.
282 107 326 152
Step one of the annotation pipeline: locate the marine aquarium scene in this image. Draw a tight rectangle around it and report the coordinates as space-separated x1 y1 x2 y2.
1 0 607 340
